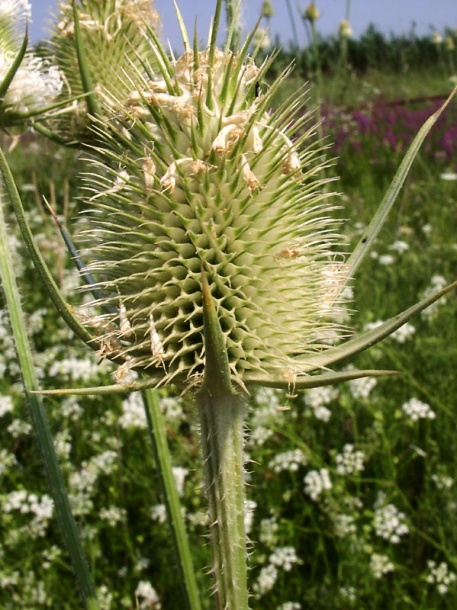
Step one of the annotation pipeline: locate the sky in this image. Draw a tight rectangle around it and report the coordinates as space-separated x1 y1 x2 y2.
29 0 457 49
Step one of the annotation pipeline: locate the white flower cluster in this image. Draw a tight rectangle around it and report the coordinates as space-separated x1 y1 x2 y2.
2 490 53 537
426 560 457 595
348 375 377 400
268 449 308 474
135 581 161 609
269 546 301 572
99 505 126 527
402 398 436 422
68 450 118 516
172 467 189 498
373 503 409 544
304 468 332 501
303 386 338 422
370 553 394 578
335 444 365 476
253 564 278 597
244 499 257 534
333 513 357 538
390 322 415 343
250 387 282 445
0 448 17 476
259 517 279 547
431 473 453 490
276 602 301 610
150 504 167 524
119 392 147 429
0 395 14 417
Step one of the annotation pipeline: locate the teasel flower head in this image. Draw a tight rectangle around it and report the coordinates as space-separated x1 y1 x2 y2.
304 3 320 23
0 0 63 126
75 16 350 394
51 0 161 141
339 19 353 40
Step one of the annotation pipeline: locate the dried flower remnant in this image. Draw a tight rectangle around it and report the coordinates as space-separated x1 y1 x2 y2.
76 39 348 392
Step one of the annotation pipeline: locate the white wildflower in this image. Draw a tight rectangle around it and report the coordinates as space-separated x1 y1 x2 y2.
426 561 456 595
431 473 453 490
335 444 365 476
333 513 357 538
135 581 161 609
172 467 189 497
389 240 409 253
244 499 257 534
0 395 13 417
348 374 377 400
402 398 436 422
259 517 279 547
391 322 415 343
373 503 409 544
119 392 147 429
253 564 278 597
304 468 332 501
150 504 167 524
370 553 394 578
99 506 126 527
269 546 301 571
268 449 307 474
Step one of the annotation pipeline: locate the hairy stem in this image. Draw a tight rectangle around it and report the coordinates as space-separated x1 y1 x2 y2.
197 390 248 610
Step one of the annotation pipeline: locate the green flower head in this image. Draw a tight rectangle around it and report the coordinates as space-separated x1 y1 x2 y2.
76 22 349 392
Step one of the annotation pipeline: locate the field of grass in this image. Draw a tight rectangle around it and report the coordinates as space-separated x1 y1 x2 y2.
1 51 457 610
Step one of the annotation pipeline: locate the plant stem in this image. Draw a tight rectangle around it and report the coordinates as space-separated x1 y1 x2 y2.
197 390 248 610
0 176 99 609
142 388 202 610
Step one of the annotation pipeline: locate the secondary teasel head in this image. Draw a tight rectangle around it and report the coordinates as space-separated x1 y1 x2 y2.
76 31 349 392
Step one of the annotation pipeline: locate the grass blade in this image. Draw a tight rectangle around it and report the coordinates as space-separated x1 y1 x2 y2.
346 86 457 278
0 175 99 610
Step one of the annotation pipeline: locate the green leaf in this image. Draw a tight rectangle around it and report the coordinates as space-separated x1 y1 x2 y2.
0 26 28 102
346 86 457 279
0 145 95 346
292 280 457 374
248 368 399 391
72 0 100 118
0 162 99 609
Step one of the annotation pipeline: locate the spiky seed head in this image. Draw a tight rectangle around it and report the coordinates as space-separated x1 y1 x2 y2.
76 35 349 392
51 0 161 140
261 1 274 19
304 3 320 22
339 19 353 40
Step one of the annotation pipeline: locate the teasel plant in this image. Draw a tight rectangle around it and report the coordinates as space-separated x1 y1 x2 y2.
1 0 456 608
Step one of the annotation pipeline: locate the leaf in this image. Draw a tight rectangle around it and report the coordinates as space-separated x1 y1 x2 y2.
0 145 94 346
292 280 457 374
247 368 399 391
346 86 457 279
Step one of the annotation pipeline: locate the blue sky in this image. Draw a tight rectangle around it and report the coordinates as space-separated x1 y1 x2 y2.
30 0 457 48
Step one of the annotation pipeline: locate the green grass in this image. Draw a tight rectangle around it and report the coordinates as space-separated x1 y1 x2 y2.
0 65 456 609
